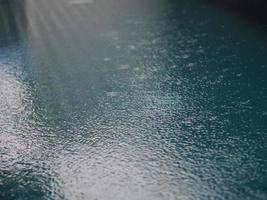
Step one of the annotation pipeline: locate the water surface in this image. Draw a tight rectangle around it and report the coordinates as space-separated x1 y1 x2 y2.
0 0 267 199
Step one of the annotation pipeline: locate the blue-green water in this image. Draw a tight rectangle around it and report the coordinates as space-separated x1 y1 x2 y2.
1 0 267 199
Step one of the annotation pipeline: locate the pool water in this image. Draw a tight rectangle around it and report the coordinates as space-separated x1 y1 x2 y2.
0 0 267 199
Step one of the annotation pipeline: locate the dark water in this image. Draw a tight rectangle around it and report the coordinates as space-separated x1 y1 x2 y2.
0 0 267 199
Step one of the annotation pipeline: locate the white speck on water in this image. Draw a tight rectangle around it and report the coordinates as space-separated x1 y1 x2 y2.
133 67 140 71
197 48 204 53
176 79 182 85
188 63 195 67
217 75 224 82
240 100 250 106
160 49 167 53
170 65 176 69
128 45 136 50
236 73 242 77
106 91 118 97
69 0 93 4
104 58 111 62
262 112 267 116
151 67 159 72
181 54 190 59
137 74 146 80
183 117 193 125
210 116 217 121
115 45 121 49
118 64 129 70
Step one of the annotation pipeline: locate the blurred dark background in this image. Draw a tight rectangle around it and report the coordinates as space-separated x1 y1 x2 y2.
207 0 267 27
0 0 266 27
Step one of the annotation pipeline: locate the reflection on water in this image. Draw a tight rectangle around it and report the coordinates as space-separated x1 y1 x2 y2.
1 0 267 199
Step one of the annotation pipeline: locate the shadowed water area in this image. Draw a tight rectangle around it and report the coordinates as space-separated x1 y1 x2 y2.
0 0 267 199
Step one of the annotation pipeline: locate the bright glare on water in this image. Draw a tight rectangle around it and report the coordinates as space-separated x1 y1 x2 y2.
0 0 267 199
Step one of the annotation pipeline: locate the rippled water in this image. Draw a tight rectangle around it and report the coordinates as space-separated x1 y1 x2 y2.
1 0 267 199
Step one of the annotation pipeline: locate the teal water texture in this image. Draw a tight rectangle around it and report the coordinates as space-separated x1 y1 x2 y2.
0 0 267 199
